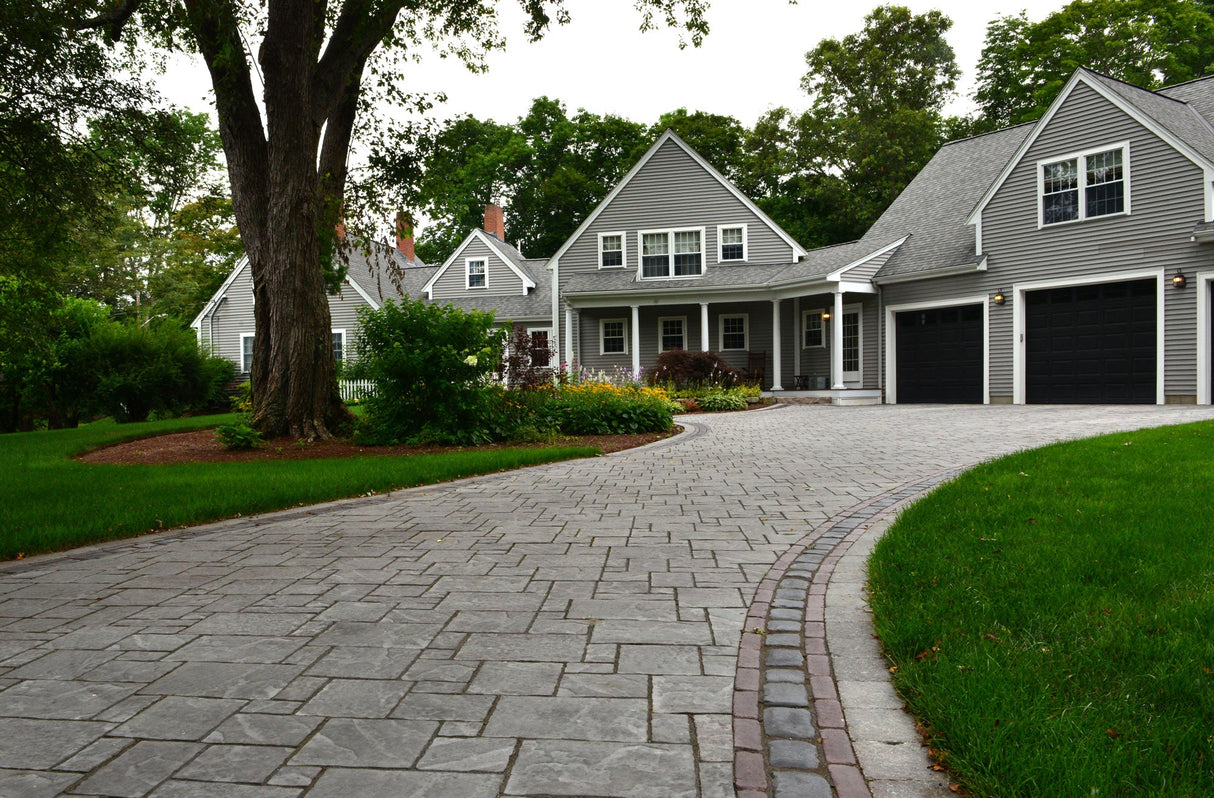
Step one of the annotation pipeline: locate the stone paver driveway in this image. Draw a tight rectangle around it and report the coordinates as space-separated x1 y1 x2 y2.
2 404 1212 798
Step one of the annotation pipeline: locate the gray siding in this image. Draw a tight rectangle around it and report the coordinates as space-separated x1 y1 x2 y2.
884 82 1208 400
432 237 525 299
561 139 796 274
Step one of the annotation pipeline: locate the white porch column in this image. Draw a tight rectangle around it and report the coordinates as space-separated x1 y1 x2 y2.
831 291 845 389
793 297 801 382
564 307 574 367
630 304 641 377
700 303 710 352
770 299 783 391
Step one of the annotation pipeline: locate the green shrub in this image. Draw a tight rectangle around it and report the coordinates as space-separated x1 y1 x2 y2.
646 349 740 390
351 299 505 444
697 390 748 411
214 421 263 450
551 382 675 435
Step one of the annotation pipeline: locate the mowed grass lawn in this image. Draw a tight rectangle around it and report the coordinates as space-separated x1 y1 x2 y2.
0 414 597 561
869 420 1214 797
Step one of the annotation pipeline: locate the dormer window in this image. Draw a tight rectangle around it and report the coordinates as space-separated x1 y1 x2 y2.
466 258 486 289
599 233 625 268
1040 144 1128 227
641 228 703 278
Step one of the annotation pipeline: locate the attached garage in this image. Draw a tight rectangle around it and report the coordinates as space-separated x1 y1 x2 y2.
1025 278 1156 404
894 304 984 403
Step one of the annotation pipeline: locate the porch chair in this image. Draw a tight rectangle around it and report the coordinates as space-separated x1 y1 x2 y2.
744 351 766 388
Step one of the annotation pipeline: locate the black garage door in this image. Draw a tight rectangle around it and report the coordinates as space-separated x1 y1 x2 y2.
895 304 983 403
1025 278 1156 404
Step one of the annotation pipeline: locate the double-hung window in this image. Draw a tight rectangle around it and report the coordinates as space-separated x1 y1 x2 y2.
331 331 344 364
240 333 255 373
466 258 487 289
719 314 748 351
600 318 627 355
658 317 686 352
802 311 825 348
641 229 703 278
599 233 625 268
718 225 746 262
1040 144 1128 226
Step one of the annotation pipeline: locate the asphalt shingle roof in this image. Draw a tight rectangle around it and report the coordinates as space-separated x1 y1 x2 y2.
1085 70 1214 166
869 124 1032 280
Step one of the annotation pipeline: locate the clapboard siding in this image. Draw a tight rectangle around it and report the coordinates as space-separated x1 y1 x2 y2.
432 237 525 299
980 81 1205 396
562 139 795 274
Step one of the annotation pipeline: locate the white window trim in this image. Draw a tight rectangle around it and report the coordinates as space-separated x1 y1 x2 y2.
599 317 629 356
1011 269 1165 405
1037 141 1131 229
718 313 749 351
717 224 748 263
657 315 688 352
465 257 488 290
331 329 346 363
240 332 255 373
637 227 707 281
598 232 627 270
883 297 990 405
801 309 826 349
842 303 863 383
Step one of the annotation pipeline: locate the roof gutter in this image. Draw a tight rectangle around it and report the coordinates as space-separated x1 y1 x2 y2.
873 257 988 286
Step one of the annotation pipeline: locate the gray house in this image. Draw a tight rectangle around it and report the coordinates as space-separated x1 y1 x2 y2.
198 67 1214 406
547 68 1214 406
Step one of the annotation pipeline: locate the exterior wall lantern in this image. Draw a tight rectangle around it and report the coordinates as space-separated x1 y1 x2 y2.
821 310 831 320
1172 269 1187 289
993 290 1006 306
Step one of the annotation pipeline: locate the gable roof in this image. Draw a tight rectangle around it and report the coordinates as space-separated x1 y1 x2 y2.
190 256 249 330
548 129 808 266
967 68 1214 228
423 229 538 299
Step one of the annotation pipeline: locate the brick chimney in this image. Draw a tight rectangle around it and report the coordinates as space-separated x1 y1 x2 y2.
483 203 505 240
334 217 346 239
395 212 416 262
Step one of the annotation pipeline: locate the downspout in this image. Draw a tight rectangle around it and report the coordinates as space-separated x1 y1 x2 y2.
207 296 227 354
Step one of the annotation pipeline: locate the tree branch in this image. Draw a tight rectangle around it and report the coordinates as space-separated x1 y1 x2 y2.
311 0 405 124
317 66 362 207
75 0 144 42
183 0 270 255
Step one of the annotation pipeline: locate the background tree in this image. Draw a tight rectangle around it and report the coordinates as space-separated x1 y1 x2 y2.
975 0 1214 128
74 0 710 441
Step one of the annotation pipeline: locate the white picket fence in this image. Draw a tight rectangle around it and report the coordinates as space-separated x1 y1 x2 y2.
338 379 376 402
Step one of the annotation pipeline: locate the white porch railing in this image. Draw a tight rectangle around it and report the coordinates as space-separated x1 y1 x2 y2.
338 379 376 402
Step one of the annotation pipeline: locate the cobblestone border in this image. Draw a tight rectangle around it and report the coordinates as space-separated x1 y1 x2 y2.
733 468 961 798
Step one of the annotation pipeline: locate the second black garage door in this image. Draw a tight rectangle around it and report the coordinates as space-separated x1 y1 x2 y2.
1025 278 1156 404
895 304 984 403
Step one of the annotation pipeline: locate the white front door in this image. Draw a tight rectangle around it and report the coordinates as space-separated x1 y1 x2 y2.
842 305 861 384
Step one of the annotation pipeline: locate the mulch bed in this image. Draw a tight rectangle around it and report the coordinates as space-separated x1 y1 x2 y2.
78 427 680 466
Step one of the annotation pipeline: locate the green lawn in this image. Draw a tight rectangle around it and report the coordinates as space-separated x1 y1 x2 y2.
868 420 1214 797
0 414 597 560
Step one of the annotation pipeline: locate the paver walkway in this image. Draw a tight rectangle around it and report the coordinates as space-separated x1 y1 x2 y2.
2 404 1212 798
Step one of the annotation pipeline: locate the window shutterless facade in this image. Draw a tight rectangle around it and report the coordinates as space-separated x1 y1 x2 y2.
1039 143 1129 227
466 258 487 289
658 316 687 352
241 333 255 373
599 232 625 268
719 314 748 351
718 225 747 262
640 228 704 279
600 318 628 355
529 328 552 368
332 330 344 363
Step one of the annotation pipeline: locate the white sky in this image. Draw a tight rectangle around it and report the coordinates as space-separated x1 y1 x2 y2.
158 0 1068 129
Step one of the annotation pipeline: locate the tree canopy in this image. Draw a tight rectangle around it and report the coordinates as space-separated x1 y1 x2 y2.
975 0 1214 128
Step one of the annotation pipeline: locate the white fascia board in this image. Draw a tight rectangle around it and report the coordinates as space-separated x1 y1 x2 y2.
834 280 880 295
547 130 808 266
190 255 248 329
968 69 1214 227
873 258 987 285
342 275 381 310
826 236 908 281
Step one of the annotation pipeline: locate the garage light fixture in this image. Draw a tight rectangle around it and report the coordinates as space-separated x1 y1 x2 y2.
821 310 831 320
993 290 1006 306
1172 269 1187 289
